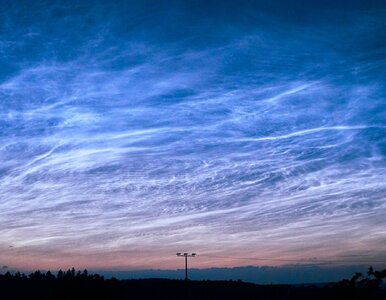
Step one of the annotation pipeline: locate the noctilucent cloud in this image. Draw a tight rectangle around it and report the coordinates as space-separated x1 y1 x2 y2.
1 1 386 272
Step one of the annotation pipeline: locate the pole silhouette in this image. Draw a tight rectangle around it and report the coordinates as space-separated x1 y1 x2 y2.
176 253 196 282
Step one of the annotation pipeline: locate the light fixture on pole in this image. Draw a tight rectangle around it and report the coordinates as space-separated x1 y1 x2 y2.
176 252 196 282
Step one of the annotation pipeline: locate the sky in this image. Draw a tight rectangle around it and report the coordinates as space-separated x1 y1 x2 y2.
1 0 386 283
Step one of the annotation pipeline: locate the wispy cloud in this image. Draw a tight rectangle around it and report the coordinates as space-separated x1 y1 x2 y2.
0 1 385 273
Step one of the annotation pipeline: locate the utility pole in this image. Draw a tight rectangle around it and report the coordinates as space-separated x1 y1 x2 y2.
176 252 196 282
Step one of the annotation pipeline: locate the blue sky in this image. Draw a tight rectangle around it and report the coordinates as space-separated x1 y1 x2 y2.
0 0 386 282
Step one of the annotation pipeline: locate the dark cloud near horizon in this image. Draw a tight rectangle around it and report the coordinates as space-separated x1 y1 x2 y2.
97 264 375 284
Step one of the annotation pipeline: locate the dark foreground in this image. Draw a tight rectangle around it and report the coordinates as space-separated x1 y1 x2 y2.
1 267 385 300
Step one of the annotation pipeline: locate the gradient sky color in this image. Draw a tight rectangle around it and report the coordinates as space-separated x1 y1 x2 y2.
1 0 386 277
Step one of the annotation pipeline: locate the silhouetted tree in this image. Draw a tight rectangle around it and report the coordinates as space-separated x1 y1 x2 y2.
46 270 55 280
334 266 386 290
1 267 385 300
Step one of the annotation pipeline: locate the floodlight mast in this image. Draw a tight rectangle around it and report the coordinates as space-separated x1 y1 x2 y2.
176 252 197 282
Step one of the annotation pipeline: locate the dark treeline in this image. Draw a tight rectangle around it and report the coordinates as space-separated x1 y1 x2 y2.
0 267 385 299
